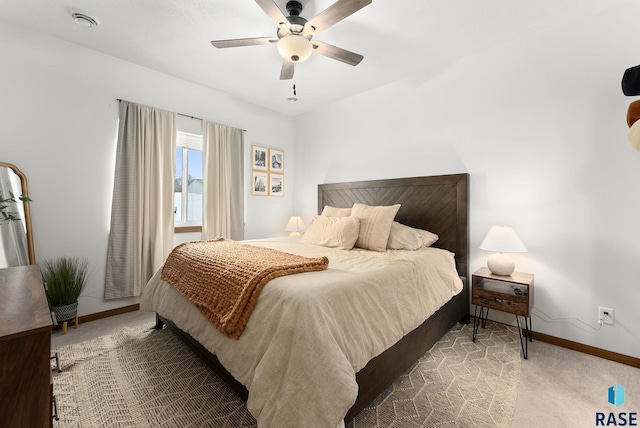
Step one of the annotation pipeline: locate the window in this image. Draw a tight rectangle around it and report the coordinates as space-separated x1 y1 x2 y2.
174 132 203 229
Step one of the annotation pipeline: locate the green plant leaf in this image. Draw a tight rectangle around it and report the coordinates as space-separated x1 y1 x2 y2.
0 192 31 223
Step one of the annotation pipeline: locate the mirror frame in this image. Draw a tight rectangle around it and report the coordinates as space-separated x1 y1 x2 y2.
0 162 35 264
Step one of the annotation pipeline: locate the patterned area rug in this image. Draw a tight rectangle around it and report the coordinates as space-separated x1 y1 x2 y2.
52 321 521 428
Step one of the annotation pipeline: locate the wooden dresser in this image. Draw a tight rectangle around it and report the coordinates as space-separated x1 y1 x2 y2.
0 264 53 427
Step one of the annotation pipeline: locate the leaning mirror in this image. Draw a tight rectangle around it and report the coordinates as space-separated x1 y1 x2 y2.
0 162 35 267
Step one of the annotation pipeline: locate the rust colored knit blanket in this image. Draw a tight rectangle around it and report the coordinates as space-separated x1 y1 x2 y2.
161 238 329 339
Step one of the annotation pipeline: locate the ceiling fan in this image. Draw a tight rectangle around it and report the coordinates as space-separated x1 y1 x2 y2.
211 0 372 80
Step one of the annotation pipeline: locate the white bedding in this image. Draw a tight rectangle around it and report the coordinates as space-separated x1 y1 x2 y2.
140 236 463 427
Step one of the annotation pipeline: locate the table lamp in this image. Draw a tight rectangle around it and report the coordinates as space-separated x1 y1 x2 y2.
479 226 527 276
285 216 306 236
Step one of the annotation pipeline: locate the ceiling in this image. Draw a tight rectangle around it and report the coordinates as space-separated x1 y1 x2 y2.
0 0 630 116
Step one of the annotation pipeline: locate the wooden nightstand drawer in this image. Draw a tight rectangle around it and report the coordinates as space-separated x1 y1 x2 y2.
471 267 534 359
471 268 533 318
472 283 529 316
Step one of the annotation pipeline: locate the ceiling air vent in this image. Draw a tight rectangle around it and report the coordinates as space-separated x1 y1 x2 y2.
71 12 99 28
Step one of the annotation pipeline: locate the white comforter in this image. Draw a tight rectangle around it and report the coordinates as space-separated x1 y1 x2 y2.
140 237 463 427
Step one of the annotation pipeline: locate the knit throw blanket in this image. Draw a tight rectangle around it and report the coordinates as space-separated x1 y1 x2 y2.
161 238 329 339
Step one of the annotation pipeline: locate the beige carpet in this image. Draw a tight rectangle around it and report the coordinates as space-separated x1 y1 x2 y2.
52 321 522 427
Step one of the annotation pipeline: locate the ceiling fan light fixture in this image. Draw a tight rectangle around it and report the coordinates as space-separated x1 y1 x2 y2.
210 0 371 79
277 34 312 63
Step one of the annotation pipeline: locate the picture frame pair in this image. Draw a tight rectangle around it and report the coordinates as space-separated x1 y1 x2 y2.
251 145 284 196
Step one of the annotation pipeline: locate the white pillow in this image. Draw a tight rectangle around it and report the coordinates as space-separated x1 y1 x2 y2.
300 216 361 250
386 222 439 250
387 222 423 250
351 203 400 252
419 229 439 247
321 206 352 217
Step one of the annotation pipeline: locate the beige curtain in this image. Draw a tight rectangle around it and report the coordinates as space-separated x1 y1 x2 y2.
201 121 244 241
105 101 176 299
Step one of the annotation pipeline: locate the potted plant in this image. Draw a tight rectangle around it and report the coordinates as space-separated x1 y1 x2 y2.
41 257 88 333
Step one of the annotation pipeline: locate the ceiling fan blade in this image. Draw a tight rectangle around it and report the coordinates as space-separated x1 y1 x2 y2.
305 0 372 35
211 37 276 48
280 61 295 80
312 41 363 66
255 0 290 29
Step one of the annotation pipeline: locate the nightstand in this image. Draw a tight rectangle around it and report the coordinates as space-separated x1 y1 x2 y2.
471 267 534 359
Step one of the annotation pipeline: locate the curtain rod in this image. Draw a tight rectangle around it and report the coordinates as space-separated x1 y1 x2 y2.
116 99 246 132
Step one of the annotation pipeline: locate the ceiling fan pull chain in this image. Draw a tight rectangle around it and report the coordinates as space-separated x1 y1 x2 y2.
288 83 298 102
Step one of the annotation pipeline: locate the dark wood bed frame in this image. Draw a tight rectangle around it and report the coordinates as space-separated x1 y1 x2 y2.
156 173 469 423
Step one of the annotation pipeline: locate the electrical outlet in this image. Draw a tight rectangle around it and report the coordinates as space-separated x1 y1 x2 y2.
598 307 614 325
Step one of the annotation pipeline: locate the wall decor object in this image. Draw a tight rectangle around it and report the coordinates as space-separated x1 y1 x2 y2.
269 148 284 173
622 64 640 96
252 171 268 196
250 145 285 197
251 145 268 171
269 173 284 196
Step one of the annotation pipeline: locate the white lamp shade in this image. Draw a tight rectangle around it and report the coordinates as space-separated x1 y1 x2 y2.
480 226 527 276
285 216 306 236
277 35 313 63
479 226 527 253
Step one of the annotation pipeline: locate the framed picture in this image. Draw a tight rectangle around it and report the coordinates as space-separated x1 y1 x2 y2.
269 173 284 196
251 145 268 171
269 148 284 173
252 171 268 196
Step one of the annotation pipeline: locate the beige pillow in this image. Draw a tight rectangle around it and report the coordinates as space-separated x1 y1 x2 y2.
321 206 352 217
300 216 360 250
387 222 423 250
351 203 401 251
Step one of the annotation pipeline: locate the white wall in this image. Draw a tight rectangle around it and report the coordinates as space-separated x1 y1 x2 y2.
0 21 295 316
293 4 640 358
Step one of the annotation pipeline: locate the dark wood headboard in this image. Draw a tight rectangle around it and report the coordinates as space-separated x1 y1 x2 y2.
318 174 469 280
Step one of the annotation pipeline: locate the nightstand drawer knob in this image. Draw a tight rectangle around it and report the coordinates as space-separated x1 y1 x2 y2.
495 297 503 303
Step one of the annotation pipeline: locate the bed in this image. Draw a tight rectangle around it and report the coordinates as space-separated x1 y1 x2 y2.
141 173 469 426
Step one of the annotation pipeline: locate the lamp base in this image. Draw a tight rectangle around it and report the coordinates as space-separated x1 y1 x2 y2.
289 232 301 237
487 252 515 276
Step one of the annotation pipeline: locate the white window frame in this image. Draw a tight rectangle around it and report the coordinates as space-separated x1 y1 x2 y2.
175 131 203 228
